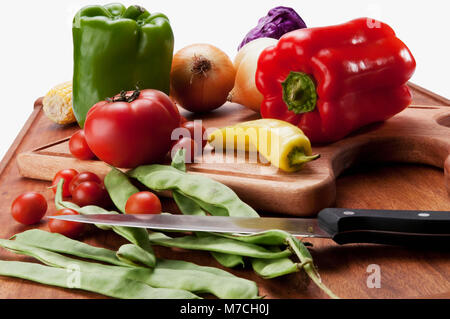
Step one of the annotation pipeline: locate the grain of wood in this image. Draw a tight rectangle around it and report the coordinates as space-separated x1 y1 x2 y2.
0 84 449 299
16 99 450 216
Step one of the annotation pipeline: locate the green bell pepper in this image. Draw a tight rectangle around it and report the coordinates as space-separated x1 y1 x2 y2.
72 3 174 127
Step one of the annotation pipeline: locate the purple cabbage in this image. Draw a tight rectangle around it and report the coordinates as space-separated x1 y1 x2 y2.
238 6 307 50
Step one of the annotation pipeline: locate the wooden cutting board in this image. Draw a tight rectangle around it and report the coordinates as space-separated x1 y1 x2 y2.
1 83 449 299
16 83 450 216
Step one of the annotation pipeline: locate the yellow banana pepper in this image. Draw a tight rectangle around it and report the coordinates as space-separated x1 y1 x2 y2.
208 119 319 172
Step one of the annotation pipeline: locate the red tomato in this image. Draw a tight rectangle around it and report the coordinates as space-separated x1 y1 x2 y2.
180 116 188 125
51 169 78 197
69 172 102 196
125 192 162 215
84 89 181 168
11 192 47 225
69 130 96 160
171 137 199 163
181 121 207 148
72 181 107 207
48 209 86 239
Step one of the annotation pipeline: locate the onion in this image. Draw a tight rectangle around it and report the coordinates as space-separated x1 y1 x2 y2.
170 44 236 113
229 38 278 112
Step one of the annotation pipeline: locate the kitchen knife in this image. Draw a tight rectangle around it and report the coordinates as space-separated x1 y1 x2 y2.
49 208 450 246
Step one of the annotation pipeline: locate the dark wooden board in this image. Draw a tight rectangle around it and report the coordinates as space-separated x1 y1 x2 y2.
0 83 449 299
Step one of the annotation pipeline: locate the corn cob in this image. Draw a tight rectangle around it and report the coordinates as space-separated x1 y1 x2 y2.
42 81 76 125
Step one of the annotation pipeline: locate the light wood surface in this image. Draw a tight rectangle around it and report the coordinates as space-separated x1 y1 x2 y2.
17 88 450 216
0 83 449 299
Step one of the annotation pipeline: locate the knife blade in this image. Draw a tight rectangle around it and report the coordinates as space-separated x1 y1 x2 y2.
49 208 450 246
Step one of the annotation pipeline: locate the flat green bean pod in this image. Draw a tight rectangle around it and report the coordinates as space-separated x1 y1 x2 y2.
12 229 236 279
196 232 245 268
128 164 259 217
104 160 336 298
172 186 245 268
12 229 129 267
251 256 299 279
247 244 300 278
189 197 230 216
211 252 245 268
117 244 155 268
168 154 303 275
55 179 156 268
170 154 246 268
172 191 207 216
0 239 258 299
170 148 187 172
148 228 337 297
110 161 246 270
211 230 290 246
148 232 292 259
104 167 140 213
0 260 198 299
155 258 235 277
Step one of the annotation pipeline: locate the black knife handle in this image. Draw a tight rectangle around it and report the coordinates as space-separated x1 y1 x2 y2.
317 208 450 246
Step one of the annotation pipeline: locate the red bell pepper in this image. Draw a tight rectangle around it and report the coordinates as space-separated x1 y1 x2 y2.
256 18 416 143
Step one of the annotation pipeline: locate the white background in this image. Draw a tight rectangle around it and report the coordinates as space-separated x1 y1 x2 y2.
0 0 449 160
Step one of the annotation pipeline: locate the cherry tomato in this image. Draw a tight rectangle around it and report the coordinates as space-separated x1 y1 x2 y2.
98 181 114 209
11 192 47 225
69 130 96 160
51 169 79 197
125 191 162 215
170 137 199 163
181 121 207 148
48 208 86 239
84 89 180 168
72 181 107 207
69 172 102 196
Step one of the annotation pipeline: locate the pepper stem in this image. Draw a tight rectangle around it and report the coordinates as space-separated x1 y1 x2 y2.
123 5 146 19
281 71 317 114
288 147 320 167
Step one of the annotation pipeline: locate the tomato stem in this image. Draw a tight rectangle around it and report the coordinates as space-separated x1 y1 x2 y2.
106 87 141 103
